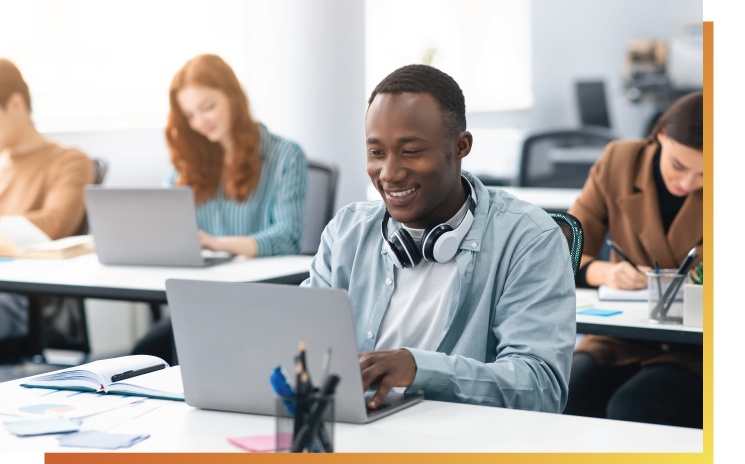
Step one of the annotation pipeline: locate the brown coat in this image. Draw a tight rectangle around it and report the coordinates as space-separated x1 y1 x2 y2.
0 142 92 239
568 139 703 377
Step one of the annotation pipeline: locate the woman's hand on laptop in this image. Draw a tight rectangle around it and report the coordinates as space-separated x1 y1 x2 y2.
358 349 417 410
198 230 258 257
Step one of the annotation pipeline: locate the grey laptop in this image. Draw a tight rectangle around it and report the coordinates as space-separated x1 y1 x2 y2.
165 279 424 424
84 187 232 267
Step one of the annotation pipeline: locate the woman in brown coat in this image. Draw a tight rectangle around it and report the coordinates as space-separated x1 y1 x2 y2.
564 92 703 428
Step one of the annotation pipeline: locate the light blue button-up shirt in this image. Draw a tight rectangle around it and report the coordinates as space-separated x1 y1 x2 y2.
301 171 576 413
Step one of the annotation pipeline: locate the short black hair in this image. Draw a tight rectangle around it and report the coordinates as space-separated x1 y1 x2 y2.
368 64 466 138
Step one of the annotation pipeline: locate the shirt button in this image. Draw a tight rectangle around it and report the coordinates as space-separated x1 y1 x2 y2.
471 242 477 248
367 331 374 339
385 278 392 285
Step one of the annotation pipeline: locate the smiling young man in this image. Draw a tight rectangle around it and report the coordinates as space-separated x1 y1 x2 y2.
302 64 576 412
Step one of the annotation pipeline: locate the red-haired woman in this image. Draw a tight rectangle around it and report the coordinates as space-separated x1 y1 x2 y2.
165 53 306 257
133 55 307 362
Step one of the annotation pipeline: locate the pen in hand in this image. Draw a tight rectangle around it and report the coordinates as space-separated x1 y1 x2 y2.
606 238 641 273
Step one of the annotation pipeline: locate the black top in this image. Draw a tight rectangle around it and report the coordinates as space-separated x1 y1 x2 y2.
576 147 686 288
652 148 687 235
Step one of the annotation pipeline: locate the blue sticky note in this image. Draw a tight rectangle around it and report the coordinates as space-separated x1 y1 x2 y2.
577 308 622 317
57 430 150 449
4 417 81 436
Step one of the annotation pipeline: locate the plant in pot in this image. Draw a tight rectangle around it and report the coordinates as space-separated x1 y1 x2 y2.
684 262 703 327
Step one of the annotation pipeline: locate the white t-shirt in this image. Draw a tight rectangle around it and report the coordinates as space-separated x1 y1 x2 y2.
375 199 469 352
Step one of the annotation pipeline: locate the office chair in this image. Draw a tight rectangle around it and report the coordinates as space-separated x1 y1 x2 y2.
548 212 584 278
300 160 339 255
518 128 616 189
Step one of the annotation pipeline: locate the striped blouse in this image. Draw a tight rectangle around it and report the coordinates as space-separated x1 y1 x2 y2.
165 123 307 257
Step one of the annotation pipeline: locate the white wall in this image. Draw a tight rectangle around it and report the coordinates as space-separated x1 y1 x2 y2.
468 0 703 140
44 0 703 204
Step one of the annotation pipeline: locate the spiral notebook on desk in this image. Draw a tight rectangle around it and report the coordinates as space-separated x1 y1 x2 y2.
20 355 184 401
597 286 649 301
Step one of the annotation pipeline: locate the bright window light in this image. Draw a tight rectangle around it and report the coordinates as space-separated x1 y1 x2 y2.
0 0 247 132
365 0 533 113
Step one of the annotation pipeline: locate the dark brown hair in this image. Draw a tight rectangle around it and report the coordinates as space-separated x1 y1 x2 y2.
648 91 703 151
0 58 31 111
166 54 261 204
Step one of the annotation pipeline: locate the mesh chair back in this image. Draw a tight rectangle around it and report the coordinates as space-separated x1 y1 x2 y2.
548 212 584 277
519 129 615 188
300 160 338 255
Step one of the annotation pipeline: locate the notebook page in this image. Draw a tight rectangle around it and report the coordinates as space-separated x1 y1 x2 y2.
597 286 649 301
0 216 51 251
108 366 183 399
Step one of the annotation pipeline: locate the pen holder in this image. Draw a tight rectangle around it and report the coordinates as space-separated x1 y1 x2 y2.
276 394 335 453
647 270 685 324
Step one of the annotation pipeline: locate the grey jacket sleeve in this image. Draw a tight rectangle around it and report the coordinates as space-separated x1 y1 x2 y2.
404 227 576 413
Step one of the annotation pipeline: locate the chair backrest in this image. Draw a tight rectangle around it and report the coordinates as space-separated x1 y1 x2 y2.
300 160 339 255
91 158 109 186
548 211 584 277
80 158 109 235
518 129 615 189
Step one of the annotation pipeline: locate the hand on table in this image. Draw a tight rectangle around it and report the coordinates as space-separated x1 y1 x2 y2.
358 350 417 410
198 230 219 251
605 262 652 290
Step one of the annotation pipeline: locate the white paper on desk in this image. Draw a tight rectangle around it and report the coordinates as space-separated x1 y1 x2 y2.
0 388 137 419
0 216 51 251
22 235 92 252
598 286 649 301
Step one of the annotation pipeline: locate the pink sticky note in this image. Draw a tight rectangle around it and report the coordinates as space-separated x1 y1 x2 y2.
228 433 292 453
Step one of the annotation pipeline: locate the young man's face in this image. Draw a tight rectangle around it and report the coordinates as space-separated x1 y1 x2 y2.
365 92 470 229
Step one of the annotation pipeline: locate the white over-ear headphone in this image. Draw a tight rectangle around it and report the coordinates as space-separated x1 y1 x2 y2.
381 175 477 269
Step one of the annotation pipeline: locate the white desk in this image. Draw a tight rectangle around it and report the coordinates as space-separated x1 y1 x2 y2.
0 254 314 303
499 187 582 211
366 185 582 211
0 377 702 453
576 289 703 344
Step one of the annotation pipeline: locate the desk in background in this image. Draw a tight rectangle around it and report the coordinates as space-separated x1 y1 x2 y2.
366 184 582 212
0 376 703 453
575 289 703 345
0 254 314 304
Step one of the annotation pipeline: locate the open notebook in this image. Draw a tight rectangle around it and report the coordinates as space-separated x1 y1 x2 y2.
0 216 94 259
597 285 649 301
21 355 184 401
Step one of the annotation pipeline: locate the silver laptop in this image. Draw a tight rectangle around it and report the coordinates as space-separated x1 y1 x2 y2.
165 279 424 424
84 187 233 267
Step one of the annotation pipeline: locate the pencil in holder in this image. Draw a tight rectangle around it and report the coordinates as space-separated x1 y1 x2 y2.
275 394 335 453
647 270 685 324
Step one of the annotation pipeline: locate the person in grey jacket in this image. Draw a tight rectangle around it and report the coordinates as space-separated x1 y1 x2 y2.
301 64 575 413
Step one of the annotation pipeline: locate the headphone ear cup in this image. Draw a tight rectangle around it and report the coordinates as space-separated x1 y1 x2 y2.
421 224 453 262
391 229 422 268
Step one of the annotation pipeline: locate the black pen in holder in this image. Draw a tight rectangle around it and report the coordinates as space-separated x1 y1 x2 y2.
276 393 335 453
647 270 685 324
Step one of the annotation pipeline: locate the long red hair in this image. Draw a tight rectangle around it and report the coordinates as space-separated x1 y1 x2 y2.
166 54 261 204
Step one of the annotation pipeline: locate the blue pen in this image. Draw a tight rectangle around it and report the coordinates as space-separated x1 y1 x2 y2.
270 366 295 416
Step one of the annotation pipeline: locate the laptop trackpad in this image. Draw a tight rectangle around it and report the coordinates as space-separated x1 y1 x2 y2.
364 387 422 421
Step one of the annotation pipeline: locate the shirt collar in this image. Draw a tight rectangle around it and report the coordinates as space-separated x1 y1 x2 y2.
379 170 488 256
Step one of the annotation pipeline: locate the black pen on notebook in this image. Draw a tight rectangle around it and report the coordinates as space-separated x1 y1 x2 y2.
606 238 641 273
111 363 165 382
